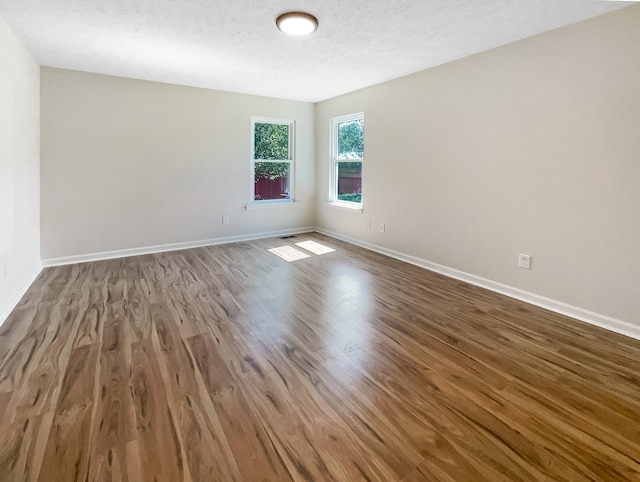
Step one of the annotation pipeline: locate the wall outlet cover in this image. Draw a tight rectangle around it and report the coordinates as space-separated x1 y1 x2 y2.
519 253 531 270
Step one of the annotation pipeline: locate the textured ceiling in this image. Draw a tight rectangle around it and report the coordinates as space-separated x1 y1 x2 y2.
0 1 634 102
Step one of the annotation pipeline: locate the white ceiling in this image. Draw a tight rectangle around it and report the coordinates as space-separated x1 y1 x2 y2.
0 1 634 102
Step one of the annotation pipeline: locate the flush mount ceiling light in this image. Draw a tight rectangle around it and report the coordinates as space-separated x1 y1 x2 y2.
276 12 319 36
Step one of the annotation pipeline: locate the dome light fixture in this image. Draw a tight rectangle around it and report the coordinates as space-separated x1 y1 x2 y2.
276 12 319 36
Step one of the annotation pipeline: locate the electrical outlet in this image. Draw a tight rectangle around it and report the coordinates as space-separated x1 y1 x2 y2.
379 223 385 233
367 220 371 229
3 261 6 277
222 215 230 225
518 254 531 270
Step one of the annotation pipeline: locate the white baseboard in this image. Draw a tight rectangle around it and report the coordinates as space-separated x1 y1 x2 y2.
316 228 640 341
0 263 43 328
42 227 316 267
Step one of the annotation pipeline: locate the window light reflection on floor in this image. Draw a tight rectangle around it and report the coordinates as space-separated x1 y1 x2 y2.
268 240 336 262
268 245 311 262
295 240 336 255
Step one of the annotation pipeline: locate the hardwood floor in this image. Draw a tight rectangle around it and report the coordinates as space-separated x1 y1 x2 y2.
0 232 639 481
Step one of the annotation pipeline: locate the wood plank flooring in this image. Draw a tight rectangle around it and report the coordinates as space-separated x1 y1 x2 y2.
0 232 639 481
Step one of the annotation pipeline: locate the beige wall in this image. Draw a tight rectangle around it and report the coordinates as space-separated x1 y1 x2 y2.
41 69 315 259
0 17 40 323
316 6 640 325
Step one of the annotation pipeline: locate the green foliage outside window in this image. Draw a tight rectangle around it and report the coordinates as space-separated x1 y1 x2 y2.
337 193 362 203
254 123 289 160
254 122 290 181
338 162 362 174
333 114 363 205
254 162 289 181
338 120 364 159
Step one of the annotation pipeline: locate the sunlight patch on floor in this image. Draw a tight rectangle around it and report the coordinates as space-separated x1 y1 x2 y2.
295 240 336 255
268 246 311 262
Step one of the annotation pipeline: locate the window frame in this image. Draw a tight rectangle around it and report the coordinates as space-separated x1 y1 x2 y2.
329 112 364 209
251 116 295 205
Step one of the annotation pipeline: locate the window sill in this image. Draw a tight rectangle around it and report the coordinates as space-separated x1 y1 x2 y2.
325 201 363 213
245 200 301 210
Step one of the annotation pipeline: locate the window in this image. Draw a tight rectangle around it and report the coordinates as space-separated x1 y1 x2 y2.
252 117 294 203
330 113 364 207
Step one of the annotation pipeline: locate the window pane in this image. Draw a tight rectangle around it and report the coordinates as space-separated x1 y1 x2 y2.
254 162 291 200
337 119 364 160
254 123 289 160
337 162 362 204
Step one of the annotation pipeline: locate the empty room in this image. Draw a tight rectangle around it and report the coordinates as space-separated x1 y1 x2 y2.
1 1 639 480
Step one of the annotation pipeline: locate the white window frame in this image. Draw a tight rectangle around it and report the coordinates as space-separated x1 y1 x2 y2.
329 112 364 208
251 116 295 205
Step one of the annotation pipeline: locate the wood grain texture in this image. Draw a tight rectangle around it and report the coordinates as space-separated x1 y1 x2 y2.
0 232 639 481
